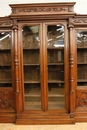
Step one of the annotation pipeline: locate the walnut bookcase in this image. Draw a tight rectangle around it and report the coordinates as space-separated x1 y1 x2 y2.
0 2 87 124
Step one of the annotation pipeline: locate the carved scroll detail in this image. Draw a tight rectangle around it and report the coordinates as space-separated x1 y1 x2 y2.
0 91 13 108
70 19 87 24
77 91 87 107
0 21 12 26
18 7 68 13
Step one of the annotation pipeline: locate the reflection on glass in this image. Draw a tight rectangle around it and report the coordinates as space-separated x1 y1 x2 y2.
47 24 65 109
22 26 41 110
0 32 12 87
22 26 40 49
47 25 64 48
76 30 87 87
76 30 87 47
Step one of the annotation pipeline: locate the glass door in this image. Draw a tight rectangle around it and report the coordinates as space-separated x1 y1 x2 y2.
22 25 42 110
21 22 69 111
76 30 87 87
45 24 65 109
0 31 12 88
46 24 65 109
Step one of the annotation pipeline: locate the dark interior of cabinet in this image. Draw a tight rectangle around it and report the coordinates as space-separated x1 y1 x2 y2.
0 32 12 87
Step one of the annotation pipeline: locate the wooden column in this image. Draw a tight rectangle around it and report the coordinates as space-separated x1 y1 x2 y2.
12 20 21 115
68 23 76 118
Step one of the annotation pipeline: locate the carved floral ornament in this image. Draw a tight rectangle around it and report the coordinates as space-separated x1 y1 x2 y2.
0 91 13 108
77 91 87 107
11 6 74 14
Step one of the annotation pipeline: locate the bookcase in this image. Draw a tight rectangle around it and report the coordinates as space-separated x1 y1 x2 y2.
0 2 87 124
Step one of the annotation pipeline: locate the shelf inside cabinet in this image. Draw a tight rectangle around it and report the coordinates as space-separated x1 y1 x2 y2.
24 64 40 66
48 63 64 65
0 49 11 51
77 47 87 49
24 81 40 84
48 94 65 98
25 94 40 97
47 47 64 50
48 80 64 83
0 80 12 83
77 62 87 64
23 48 39 50
77 79 87 82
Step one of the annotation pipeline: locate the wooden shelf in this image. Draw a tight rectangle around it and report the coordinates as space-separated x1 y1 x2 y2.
47 47 64 50
0 49 11 51
23 48 39 50
25 94 40 97
48 94 65 98
48 63 64 65
48 80 64 83
77 79 87 82
77 62 87 64
24 81 40 84
77 47 87 49
24 64 40 66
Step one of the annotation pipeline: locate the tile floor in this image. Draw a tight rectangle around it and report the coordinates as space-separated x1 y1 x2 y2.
0 123 87 130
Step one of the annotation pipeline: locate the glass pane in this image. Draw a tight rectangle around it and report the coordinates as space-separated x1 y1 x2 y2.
0 32 12 87
25 83 41 110
76 30 87 47
76 30 87 87
23 26 40 49
48 83 65 109
47 24 65 109
22 25 41 110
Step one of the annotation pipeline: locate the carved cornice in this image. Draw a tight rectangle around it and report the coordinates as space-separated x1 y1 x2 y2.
0 91 13 108
9 3 76 16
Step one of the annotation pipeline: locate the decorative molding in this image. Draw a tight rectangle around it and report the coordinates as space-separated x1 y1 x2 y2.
68 6 74 12
14 55 19 68
10 5 75 15
77 91 87 107
69 18 87 25
0 91 13 108
18 7 69 13
0 21 13 26
70 113 74 118
70 54 74 67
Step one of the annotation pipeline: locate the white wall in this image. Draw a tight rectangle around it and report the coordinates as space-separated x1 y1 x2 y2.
0 0 87 17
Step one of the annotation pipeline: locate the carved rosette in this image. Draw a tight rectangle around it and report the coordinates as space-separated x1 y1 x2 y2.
77 91 87 107
0 91 13 108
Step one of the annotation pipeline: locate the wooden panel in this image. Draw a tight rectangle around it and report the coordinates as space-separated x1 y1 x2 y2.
0 88 14 109
76 90 87 107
